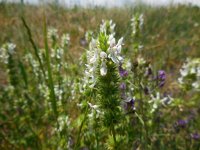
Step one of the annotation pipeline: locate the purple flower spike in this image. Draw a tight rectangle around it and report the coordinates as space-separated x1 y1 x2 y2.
158 70 166 80
191 133 200 140
127 98 135 110
177 119 188 128
157 70 166 87
119 65 128 77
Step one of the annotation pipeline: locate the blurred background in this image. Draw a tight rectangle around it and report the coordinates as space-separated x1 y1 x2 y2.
1 0 200 7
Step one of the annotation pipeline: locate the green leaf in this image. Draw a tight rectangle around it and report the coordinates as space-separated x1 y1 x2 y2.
135 112 144 126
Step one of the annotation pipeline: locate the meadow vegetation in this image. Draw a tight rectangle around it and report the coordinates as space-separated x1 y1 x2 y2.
0 2 200 149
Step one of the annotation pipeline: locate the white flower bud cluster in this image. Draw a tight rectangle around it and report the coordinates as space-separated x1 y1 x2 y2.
131 14 144 36
178 58 200 90
47 27 59 41
24 53 42 77
54 115 70 132
84 20 124 88
85 30 93 42
87 102 102 118
0 43 16 64
61 33 70 47
149 92 173 113
100 20 116 35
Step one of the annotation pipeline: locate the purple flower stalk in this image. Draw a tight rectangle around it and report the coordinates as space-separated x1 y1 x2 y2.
191 133 200 140
119 65 128 77
176 119 188 128
127 98 135 111
157 70 166 87
158 70 166 80
120 82 126 100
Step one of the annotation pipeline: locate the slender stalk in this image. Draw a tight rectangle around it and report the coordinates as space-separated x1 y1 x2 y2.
111 126 117 146
21 17 46 79
43 14 58 118
75 106 89 150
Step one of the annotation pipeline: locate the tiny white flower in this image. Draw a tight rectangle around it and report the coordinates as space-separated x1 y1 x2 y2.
100 51 107 59
7 43 16 54
61 33 70 47
116 45 122 54
180 69 188 77
89 49 99 64
117 37 123 46
109 34 116 47
110 23 116 33
108 49 119 64
47 28 58 40
100 61 107 76
192 82 199 88
89 38 97 49
190 68 196 74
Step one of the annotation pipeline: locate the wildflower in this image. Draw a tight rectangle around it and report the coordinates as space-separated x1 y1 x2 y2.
176 119 188 128
125 59 132 72
85 30 93 42
158 70 166 80
161 93 173 105
108 37 124 64
178 58 200 90
7 43 16 54
119 64 128 77
157 70 166 87
100 20 116 35
100 51 108 76
149 92 173 113
124 97 135 111
48 27 58 40
61 33 70 47
120 82 126 91
0 43 16 64
55 115 70 132
129 98 135 110
137 57 146 66
191 133 200 140
131 14 144 37
100 61 107 76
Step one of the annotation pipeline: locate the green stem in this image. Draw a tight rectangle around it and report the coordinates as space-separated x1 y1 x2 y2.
75 106 89 150
43 14 58 118
111 125 117 147
21 17 46 79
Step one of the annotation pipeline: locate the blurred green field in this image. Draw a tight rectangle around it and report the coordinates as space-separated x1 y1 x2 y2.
0 3 200 57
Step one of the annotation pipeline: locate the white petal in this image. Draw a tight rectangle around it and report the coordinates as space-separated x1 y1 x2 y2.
117 56 124 62
100 61 107 76
117 37 123 46
89 50 98 63
116 45 122 54
108 53 119 64
100 51 107 59
109 34 116 47
90 39 96 48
